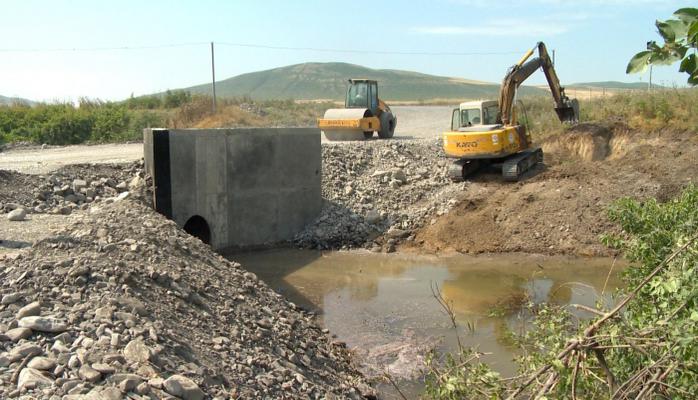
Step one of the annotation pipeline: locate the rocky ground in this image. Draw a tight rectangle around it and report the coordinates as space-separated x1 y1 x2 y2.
0 163 142 217
294 139 463 252
0 187 373 399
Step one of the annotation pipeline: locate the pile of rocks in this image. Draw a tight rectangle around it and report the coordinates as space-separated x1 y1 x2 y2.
1 163 143 219
0 199 373 399
295 138 464 251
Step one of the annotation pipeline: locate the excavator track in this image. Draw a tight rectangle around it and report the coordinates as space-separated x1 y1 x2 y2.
502 147 543 181
448 159 480 182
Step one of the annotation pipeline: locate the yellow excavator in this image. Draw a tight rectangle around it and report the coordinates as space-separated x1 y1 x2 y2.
318 79 397 140
443 42 579 181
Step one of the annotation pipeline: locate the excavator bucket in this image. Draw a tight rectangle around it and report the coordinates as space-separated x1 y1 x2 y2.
555 98 580 124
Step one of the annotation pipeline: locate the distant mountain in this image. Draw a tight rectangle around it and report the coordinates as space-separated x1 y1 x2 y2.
0 95 35 106
569 81 657 89
179 62 547 101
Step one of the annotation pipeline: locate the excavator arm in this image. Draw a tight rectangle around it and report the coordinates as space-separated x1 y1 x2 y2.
497 42 579 125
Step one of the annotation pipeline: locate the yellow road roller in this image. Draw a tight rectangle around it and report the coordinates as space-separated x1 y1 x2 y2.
318 79 397 141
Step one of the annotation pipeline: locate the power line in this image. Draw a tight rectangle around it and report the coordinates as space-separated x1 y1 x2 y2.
0 42 208 53
216 41 522 56
0 40 523 56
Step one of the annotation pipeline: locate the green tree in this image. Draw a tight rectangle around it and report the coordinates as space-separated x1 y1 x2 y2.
627 7 698 85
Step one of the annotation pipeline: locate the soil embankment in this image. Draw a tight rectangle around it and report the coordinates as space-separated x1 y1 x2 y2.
413 123 697 255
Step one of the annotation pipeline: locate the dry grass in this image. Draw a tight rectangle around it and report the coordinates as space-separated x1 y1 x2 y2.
166 95 334 129
523 88 698 140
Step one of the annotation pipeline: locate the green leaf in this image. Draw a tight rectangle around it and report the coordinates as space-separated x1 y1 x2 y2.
674 7 698 24
680 54 697 74
657 20 677 42
688 21 698 45
690 310 698 322
627 51 652 74
656 19 688 42
649 49 683 66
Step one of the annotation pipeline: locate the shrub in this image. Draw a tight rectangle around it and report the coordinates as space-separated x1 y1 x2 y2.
92 105 130 142
163 90 192 108
424 186 698 399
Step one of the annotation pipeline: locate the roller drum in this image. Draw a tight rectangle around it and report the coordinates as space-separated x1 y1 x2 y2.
321 108 372 141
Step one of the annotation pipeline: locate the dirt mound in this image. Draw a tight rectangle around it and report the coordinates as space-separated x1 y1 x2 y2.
540 122 633 162
0 199 373 399
412 127 698 256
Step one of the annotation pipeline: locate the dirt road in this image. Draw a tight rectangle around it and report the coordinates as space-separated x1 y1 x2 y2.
0 143 143 174
391 105 451 139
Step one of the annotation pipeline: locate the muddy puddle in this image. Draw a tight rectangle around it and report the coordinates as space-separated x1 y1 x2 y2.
231 249 624 399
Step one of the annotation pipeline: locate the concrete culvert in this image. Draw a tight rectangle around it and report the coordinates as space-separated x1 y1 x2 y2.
183 215 211 244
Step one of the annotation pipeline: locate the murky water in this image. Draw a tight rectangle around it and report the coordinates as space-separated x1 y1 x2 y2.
231 249 624 399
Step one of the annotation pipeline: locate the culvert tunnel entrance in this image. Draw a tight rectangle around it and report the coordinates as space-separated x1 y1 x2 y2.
183 215 211 244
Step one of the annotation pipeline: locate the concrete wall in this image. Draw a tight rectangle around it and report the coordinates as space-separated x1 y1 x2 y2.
144 128 322 250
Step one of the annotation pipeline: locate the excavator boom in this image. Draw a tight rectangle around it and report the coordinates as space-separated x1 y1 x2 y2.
498 42 579 125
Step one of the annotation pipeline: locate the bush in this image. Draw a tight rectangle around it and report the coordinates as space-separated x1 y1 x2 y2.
163 90 192 108
425 186 698 399
126 94 162 110
34 106 93 145
0 99 171 145
92 105 130 142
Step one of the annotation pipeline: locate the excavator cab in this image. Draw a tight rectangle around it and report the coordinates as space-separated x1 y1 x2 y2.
345 79 379 115
451 100 500 130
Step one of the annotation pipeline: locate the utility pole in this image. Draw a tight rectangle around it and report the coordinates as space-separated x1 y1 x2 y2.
552 49 555 67
211 41 217 113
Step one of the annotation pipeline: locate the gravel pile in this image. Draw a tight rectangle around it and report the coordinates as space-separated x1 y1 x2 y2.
295 139 463 251
0 163 142 218
0 196 373 399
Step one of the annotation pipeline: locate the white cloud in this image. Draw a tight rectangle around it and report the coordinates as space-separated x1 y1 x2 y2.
414 19 571 36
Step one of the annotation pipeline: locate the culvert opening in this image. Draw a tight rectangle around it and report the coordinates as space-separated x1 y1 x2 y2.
183 215 211 244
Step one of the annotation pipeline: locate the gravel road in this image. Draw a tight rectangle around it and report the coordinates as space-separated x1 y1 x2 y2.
0 143 143 174
391 105 451 139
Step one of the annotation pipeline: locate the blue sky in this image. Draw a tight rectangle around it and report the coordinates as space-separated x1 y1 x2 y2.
0 0 690 101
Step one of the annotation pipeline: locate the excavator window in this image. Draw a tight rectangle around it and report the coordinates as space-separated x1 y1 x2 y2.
451 109 461 131
483 105 499 124
460 108 481 126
